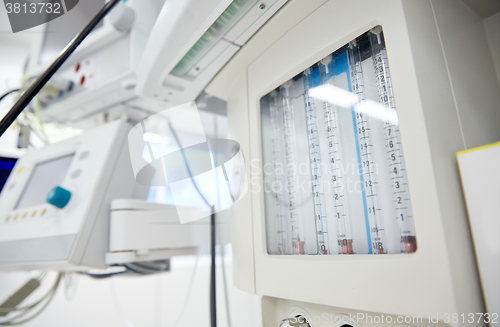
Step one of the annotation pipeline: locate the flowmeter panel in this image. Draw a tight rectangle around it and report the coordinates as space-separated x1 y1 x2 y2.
260 27 416 255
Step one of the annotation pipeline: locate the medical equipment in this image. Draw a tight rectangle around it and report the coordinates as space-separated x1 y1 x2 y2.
206 0 500 325
0 156 17 194
0 108 233 324
15 0 289 130
0 120 141 270
260 29 416 256
136 0 288 107
22 0 163 128
0 120 230 270
106 199 230 265
458 142 500 318
0 0 123 136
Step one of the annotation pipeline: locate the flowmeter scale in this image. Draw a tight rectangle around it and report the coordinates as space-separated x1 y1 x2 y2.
260 27 416 255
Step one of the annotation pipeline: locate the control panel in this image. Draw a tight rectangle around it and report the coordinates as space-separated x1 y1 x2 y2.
0 120 138 270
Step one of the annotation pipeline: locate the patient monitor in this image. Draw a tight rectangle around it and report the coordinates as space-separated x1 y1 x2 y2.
0 107 232 271
0 120 138 270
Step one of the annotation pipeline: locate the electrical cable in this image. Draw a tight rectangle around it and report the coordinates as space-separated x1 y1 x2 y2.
84 271 128 279
210 206 217 327
33 271 46 282
0 273 62 326
2 282 59 325
0 0 121 137
0 273 49 314
0 291 49 315
212 115 232 327
168 122 217 327
123 260 170 275
84 261 169 279
219 244 232 327
0 90 19 103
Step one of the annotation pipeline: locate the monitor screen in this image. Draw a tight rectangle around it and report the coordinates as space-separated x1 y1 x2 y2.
0 157 17 194
15 154 74 210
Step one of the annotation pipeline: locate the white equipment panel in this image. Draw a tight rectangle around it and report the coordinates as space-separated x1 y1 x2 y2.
0 120 138 271
458 142 500 318
27 0 163 128
136 0 288 107
207 0 500 325
106 199 231 265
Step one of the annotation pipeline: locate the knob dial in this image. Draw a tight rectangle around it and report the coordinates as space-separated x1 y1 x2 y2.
46 186 71 209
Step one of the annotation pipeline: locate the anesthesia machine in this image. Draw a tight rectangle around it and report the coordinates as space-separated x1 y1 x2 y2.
0 0 499 326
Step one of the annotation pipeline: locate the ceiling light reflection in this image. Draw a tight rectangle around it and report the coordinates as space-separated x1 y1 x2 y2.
308 84 398 125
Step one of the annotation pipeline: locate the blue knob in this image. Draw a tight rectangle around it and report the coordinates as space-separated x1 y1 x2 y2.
46 186 71 209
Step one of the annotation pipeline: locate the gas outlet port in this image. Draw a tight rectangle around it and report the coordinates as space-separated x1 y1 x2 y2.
279 315 310 327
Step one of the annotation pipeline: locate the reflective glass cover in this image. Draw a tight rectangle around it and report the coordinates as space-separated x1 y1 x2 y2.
260 27 416 255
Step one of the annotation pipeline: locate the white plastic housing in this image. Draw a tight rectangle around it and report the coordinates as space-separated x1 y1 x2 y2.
0 120 138 271
107 199 232 264
109 199 213 252
27 0 163 127
135 0 288 106
207 0 500 325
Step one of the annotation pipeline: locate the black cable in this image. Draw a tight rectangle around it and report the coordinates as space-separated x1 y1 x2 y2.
210 206 217 327
124 261 170 275
168 122 217 327
84 271 127 279
123 264 155 275
0 89 20 103
0 0 121 137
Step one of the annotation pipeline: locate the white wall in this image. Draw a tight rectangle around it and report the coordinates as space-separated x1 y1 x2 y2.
0 249 261 327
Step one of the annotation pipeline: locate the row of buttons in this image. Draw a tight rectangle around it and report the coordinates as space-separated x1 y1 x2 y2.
4 208 48 222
